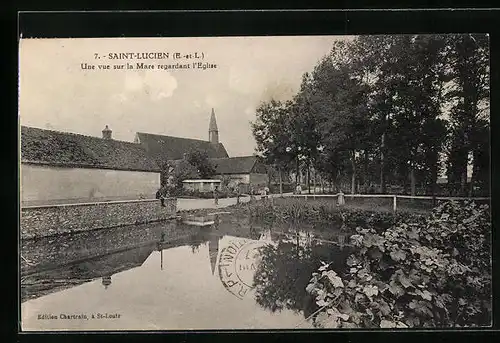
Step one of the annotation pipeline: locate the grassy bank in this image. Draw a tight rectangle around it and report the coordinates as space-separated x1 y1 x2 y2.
237 198 427 232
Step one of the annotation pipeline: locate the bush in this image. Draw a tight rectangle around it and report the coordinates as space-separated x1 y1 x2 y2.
305 200 491 328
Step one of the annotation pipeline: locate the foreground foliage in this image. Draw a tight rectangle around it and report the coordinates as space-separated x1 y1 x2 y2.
305 200 491 328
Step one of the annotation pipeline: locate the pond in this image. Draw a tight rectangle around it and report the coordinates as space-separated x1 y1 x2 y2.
20 213 352 331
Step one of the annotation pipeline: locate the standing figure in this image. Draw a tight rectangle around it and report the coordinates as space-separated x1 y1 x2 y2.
250 185 256 202
213 186 219 205
262 186 269 201
156 187 166 207
236 185 241 205
295 183 302 195
337 189 345 207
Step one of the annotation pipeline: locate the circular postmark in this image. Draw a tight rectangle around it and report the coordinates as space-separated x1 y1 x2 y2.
218 239 268 299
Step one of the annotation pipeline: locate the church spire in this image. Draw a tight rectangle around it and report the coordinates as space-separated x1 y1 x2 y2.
209 108 219 144
209 234 220 276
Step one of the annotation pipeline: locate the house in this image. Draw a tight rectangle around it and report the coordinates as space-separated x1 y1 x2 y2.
20 125 161 206
211 156 268 192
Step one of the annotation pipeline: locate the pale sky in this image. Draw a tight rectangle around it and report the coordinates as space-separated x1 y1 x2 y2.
19 36 347 157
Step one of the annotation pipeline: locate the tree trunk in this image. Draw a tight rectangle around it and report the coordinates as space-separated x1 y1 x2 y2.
363 149 369 193
351 151 357 195
380 133 386 194
312 169 316 196
460 167 467 196
410 167 416 196
307 163 311 194
468 158 475 197
295 156 299 185
279 167 283 197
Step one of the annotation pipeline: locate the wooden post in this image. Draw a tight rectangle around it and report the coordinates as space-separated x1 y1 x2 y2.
393 195 397 213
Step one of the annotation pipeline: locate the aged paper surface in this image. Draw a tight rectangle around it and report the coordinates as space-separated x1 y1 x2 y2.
19 36 338 331
19 35 491 331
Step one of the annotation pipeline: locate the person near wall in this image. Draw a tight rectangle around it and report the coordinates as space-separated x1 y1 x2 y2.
156 186 167 207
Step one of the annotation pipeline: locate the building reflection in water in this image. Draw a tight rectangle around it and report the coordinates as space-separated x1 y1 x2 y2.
208 232 220 276
22 210 353 329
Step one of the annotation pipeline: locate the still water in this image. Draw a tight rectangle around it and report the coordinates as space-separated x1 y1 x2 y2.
21 214 351 331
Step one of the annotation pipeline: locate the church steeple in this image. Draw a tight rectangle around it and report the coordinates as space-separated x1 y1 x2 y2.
209 234 220 276
209 108 219 144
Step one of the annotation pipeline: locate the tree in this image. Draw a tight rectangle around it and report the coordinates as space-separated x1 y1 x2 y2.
444 34 490 196
360 35 449 196
252 99 296 195
162 149 216 194
251 34 490 197
311 42 371 194
185 148 216 178
354 35 401 193
291 72 326 193
169 160 198 192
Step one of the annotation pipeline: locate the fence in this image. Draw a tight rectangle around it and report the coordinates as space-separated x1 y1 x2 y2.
288 193 491 213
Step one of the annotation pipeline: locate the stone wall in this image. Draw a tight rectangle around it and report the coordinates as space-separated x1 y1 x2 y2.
21 198 177 240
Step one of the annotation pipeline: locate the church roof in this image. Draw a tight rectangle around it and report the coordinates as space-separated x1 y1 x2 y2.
211 156 265 174
21 126 160 172
136 132 229 160
209 108 218 131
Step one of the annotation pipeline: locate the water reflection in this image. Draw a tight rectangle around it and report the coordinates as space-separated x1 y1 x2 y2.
253 228 351 319
102 276 112 289
21 214 349 330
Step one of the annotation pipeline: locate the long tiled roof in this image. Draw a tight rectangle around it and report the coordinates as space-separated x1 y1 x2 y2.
211 156 262 174
136 132 229 161
168 156 266 175
21 126 160 172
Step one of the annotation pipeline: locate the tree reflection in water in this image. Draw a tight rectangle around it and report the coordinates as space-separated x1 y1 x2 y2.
253 230 351 319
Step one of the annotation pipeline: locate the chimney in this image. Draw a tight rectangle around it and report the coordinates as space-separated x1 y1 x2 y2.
102 125 112 139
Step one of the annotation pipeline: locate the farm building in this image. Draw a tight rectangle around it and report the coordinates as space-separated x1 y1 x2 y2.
20 125 161 206
212 156 269 192
20 108 269 205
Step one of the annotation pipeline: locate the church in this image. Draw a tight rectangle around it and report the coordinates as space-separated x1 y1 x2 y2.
20 109 268 206
135 109 268 192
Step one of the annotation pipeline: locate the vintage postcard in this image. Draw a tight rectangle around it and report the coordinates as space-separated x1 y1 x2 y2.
19 35 491 331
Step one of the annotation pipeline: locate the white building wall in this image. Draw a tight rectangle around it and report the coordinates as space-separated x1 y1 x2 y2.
21 164 160 204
